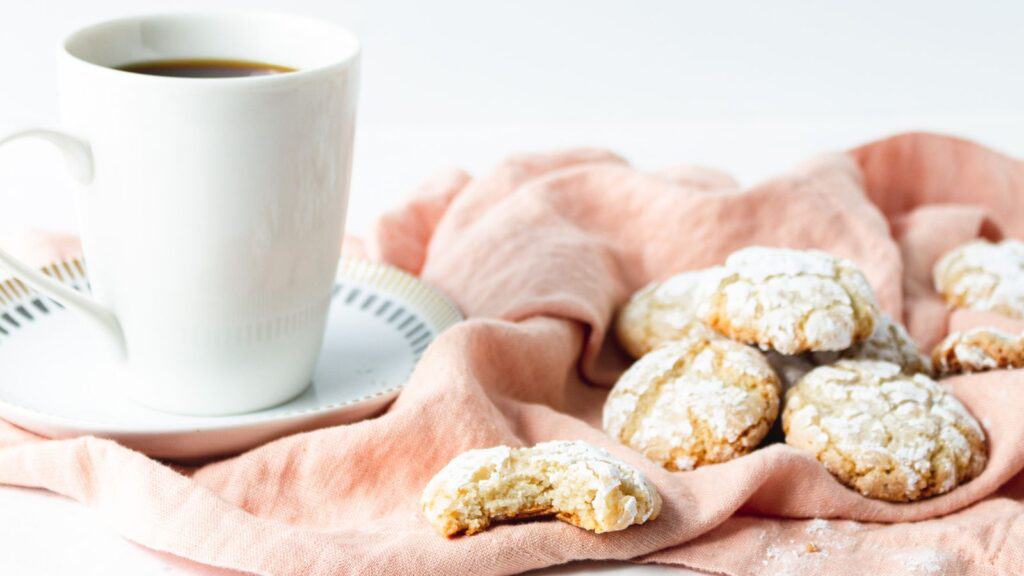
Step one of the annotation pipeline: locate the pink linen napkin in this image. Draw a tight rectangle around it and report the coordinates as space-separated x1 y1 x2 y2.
1 132 1023 575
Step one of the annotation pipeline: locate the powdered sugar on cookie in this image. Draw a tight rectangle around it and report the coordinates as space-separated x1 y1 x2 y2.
783 360 987 502
934 239 1024 319
814 313 931 375
698 247 880 354
932 327 1024 375
420 440 660 536
604 333 780 471
616 268 723 358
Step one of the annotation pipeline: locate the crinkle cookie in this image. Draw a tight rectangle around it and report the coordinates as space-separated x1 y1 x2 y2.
420 440 660 537
783 360 987 502
697 247 880 354
603 333 781 471
934 239 1024 319
615 269 720 358
813 314 931 375
932 327 1024 376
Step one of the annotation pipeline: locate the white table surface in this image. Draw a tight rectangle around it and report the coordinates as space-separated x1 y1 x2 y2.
3 1 1024 573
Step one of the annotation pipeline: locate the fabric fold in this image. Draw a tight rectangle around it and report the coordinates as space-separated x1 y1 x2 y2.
1 132 1022 575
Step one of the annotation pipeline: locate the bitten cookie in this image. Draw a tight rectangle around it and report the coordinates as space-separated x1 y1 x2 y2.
934 239 1024 319
603 333 781 471
932 327 1024 376
697 247 880 354
420 440 661 537
813 313 931 375
616 269 720 358
783 360 987 502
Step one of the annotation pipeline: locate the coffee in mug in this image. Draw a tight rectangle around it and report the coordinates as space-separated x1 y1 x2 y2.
119 58 296 78
0 13 360 415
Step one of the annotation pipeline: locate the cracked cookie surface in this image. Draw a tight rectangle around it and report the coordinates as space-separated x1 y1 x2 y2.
934 239 1024 319
783 360 987 502
615 268 721 358
420 440 661 536
813 314 931 375
697 247 880 354
604 333 781 471
932 327 1024 375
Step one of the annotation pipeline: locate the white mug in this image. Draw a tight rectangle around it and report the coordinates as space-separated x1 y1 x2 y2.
0 13 360 415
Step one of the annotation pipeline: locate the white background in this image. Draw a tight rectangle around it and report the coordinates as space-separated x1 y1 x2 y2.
1 1 1023 574
4 0 1024 239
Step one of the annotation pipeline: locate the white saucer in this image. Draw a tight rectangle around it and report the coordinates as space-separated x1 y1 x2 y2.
0 258 462 460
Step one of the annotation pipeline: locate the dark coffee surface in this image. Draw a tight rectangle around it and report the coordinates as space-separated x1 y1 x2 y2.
118 59 296 78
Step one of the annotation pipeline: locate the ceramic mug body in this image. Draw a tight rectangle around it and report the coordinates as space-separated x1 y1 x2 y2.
54 13 359 415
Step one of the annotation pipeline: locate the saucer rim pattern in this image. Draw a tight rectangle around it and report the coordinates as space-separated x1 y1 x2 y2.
0 257 463 432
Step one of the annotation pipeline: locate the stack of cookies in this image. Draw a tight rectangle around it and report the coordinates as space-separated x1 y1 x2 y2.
419 239 1023 536
931 239 1024 375
607 245 990 502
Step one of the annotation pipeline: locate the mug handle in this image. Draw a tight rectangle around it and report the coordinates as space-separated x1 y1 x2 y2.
0 128 126 359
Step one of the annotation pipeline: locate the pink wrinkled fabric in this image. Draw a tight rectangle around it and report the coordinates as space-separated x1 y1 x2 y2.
1 132 1023 575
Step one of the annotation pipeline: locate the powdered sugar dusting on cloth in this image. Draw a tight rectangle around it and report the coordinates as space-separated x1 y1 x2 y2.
4 134 1024 576
894 547 949 575
805 518 830 535
758 520 951 576
760 519 855 575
